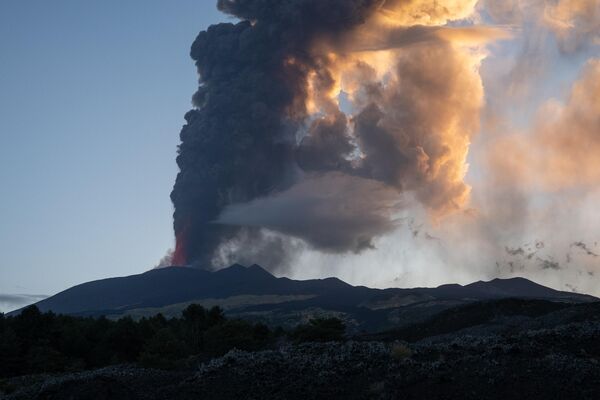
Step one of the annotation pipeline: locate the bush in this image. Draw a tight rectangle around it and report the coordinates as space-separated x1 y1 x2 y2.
26 345 67 373
390 343 412 360
291 318 346 343
203 320 271 356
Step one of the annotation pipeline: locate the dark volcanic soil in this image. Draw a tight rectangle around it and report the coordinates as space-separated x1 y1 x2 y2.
3 315 600 400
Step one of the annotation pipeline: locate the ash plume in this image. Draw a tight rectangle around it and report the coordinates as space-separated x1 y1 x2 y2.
170 0 382 266
170 0 495 267
167 0 600 298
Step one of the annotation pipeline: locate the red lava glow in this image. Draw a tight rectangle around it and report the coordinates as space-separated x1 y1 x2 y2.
171 225 188 266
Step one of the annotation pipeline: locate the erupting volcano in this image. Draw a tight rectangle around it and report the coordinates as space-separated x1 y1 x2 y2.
171 222 189 266
167 0 600 297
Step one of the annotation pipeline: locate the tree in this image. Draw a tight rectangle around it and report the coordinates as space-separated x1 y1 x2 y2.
182 304 207 352
0 327 22 377
106 317 143 362
207 306 225 326
139 328 189 369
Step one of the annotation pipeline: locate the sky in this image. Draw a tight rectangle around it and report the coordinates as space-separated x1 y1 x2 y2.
0 1 227 311
1 1 599 313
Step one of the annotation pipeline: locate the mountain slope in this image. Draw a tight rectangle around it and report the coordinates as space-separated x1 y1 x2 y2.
18 264 596 331
27 264 355 315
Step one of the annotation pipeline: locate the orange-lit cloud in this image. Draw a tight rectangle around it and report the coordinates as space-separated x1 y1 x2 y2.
544 0 600 51
486 59 600 190
533 59 600 187
480 0 600 51
296 1 495 221
379 0 479 26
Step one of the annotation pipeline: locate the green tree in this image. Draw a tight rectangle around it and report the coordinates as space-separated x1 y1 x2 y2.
106 317 143 362
207 306 225 326
0 327 22 377
139 328 189 369
182 304 207 352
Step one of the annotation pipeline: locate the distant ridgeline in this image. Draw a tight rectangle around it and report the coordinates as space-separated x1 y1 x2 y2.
12 264 596 332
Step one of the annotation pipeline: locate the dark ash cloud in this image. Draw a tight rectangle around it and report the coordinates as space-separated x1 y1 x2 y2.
170 0 382 266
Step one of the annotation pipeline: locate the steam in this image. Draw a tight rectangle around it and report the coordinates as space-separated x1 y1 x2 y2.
168 0 600 296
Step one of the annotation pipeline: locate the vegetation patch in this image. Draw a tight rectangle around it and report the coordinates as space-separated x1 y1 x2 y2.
0 304 346 377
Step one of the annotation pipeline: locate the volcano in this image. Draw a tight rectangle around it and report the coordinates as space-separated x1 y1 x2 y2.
15 264 596 332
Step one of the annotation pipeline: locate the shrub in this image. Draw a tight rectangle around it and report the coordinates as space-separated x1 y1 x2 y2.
203 320 271 356
390 343 412 360
291 317 346 343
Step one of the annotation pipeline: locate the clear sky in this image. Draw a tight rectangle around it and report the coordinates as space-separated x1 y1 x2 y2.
0 1 227 310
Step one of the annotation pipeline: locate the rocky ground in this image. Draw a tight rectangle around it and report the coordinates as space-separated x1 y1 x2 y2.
3 315 600 400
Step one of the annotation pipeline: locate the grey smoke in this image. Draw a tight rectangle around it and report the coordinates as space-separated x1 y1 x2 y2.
217 172 403 253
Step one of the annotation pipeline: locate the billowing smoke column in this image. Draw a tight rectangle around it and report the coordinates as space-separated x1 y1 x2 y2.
167 0 600 297
170 0 384 266
170 0 516 268
170 0 498 267
169 0 509 267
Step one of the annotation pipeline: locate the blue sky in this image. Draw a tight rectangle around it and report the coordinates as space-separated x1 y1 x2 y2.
0 1 227 308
